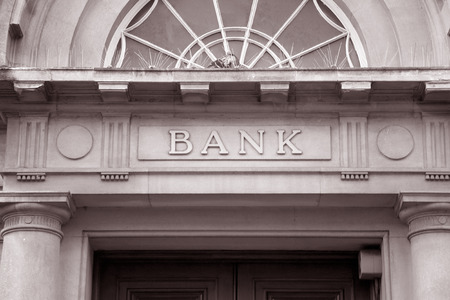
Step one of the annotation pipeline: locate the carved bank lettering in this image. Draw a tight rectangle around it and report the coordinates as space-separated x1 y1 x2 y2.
169 130 193 155
138 125 330 160
277 130 302 155
200 131 229 155
239 130 264 155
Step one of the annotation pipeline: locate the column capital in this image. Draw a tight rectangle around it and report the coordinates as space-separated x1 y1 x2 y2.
0 192 74 239
396 192 450 239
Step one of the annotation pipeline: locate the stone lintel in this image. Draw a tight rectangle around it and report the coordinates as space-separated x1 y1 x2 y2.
13 81 47 102
180 82 209 103
340 81 371 102
423 81 450 102
98 81 129 102
260 82 289 103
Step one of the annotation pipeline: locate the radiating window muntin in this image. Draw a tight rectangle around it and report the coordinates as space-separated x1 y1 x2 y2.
104 0 367 69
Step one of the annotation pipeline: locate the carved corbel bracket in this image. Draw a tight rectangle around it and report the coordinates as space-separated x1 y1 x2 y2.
340 81 371 102
98 82 129 102
260 82 290 103
13 81 47 102
180 82 209 103
423 81 450 102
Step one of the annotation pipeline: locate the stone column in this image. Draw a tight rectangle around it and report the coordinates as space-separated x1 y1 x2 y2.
398 193 450 300
0 194 73 300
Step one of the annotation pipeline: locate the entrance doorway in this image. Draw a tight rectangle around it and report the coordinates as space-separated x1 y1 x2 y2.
93 251 372 300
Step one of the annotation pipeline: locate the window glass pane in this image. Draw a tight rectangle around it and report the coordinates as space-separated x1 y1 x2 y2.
106 0 366 69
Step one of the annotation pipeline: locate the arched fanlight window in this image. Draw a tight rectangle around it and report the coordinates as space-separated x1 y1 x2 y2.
104 0 367 69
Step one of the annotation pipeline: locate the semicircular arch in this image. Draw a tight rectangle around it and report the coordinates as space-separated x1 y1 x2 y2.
3 0 445 68
101 0 369 69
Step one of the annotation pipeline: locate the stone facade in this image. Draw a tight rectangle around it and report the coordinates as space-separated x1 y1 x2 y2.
0 1 449 300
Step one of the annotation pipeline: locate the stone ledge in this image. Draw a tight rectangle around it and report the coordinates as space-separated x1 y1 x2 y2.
2 68 450 82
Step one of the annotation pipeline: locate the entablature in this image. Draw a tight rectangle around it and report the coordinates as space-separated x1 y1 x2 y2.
0 68 449 200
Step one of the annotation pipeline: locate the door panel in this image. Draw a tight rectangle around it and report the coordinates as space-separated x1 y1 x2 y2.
93 252 371 300
118 279 222 300
96 261 234 300
237 262 366 300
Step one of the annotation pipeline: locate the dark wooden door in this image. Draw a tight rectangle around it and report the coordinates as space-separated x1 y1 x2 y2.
93 252 371 300
237 261 370 300
95 261 234 300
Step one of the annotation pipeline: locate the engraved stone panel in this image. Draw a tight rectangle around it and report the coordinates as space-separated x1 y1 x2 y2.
138 125 331 160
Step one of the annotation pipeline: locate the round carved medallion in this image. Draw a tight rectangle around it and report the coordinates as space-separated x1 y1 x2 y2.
57 125 93 159
377 125 414 160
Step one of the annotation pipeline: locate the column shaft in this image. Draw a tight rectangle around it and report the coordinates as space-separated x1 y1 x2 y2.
398 198 450 300
0 201 72 300
410 232 450 299
0 230 61 299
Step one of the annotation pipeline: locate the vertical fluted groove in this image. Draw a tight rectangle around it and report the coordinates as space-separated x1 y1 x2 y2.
102 115 131 168
17 116 48 168
340 116 368 168
424 118 449 168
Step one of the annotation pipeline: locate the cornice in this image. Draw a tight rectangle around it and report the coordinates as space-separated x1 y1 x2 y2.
0 67 450 82
0 68 448 106
0 68 448 115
